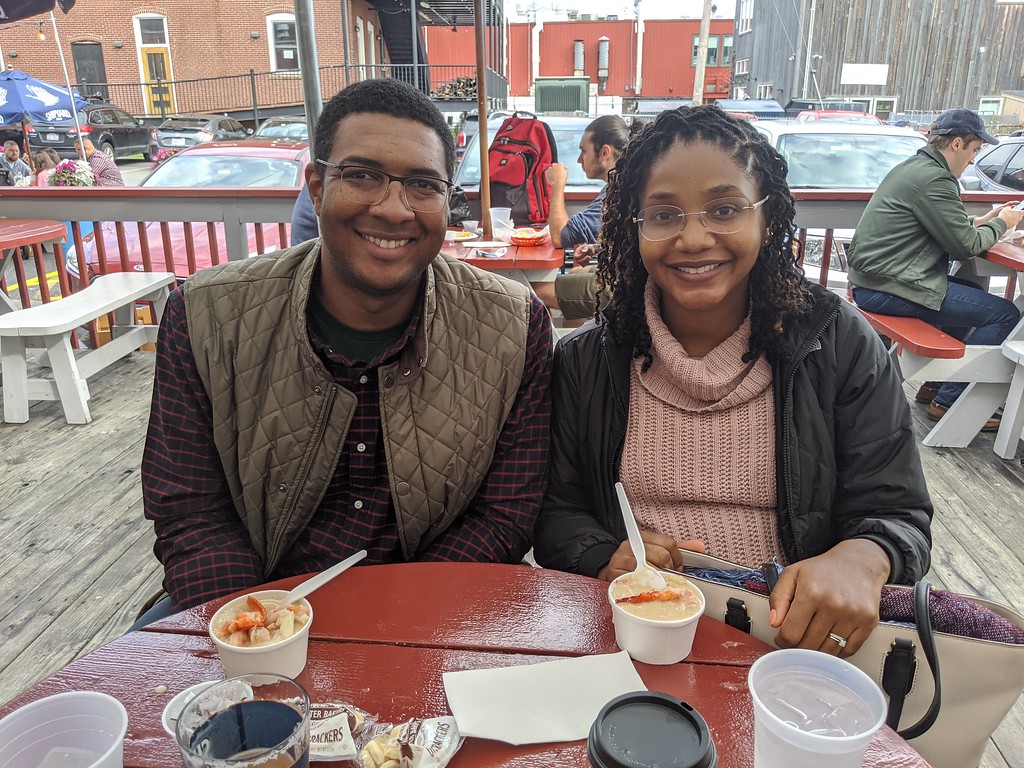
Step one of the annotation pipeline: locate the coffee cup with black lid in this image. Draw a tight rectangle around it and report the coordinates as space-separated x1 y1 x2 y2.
587 691 717 768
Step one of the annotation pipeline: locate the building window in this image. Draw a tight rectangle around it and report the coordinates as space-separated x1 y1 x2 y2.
735 58 750 76
691 35 720 67
978 98 1002 115
367 20 377 77
138 17 168 45
267 13 299 72
739 0 753 34
756 82 774 99
722 35 733 66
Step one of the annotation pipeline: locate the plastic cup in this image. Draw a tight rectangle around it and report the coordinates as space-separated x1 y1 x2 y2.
748 649 887 768
607 572 704 665
489 207 513 227
0 691 128 768
175 674 310 768
462 220 479 233
209 589 313 678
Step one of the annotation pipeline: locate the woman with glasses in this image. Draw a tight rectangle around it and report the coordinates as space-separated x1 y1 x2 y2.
534 106 932 657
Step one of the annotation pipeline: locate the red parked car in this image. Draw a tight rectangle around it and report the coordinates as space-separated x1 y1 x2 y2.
66 139 309 282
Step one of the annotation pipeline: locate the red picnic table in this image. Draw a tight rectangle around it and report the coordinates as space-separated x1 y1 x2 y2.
442 238 564 288
0 563 930 767
0 218 67 312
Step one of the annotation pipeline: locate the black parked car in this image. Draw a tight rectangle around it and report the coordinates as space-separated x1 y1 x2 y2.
149 114 251 157
28 100 151 160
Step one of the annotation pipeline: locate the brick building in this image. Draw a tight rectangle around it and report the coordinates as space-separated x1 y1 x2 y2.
426 18 734 113
1 4 732 120
0 0 388 117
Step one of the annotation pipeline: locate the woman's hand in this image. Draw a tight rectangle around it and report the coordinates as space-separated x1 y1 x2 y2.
768 539 890 657
597 531 706 582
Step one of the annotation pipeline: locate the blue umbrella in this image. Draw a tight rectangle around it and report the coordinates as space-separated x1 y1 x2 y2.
0 69 87 125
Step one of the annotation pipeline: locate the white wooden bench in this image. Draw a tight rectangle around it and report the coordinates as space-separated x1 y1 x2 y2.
834 288 1018 448
0 272 175 424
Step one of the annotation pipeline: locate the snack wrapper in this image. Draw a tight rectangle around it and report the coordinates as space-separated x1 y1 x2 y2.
356 716 463 768
310 702 375 761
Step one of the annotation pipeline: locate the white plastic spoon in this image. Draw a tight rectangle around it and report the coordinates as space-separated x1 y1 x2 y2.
614 482 667 590
279 549 368 606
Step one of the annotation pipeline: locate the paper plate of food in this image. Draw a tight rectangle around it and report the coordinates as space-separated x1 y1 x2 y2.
509 228 550 247
453 231 479 243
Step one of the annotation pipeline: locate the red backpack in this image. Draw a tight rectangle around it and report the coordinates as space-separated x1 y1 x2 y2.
487 113 557 225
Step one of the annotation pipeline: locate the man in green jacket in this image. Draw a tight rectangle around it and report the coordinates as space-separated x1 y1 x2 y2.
847 108 1023 427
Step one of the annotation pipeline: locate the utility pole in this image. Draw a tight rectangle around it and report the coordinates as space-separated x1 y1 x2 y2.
801 0 817 100
691 0 714 106
294 0 323 149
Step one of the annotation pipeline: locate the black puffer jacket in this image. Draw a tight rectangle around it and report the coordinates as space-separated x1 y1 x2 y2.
534 282 932 584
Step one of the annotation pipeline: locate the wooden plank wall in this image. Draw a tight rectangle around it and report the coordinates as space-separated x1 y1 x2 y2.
738 0 1024 112
0 355 1023 766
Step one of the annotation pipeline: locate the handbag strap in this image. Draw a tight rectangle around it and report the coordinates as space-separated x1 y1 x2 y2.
897 581 942 740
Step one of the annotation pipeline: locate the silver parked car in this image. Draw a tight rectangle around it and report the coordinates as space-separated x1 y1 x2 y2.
149 114 251 157
752 120 926 189
960 137 1024 192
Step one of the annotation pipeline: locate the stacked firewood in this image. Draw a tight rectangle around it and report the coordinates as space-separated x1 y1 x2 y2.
433 76 477 99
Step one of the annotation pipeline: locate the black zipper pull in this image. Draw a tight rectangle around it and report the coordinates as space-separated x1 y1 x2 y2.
762 562 779 592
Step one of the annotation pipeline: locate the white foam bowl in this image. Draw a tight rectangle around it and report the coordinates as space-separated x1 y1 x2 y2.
607 574 705 665
209 589 313 679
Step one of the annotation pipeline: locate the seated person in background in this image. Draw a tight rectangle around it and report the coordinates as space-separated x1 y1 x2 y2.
79 137 125 187
534 106 932 657
291 184 319 245
33 151 56 186
846 108 1023 429
1 140 30 184
534 115 630 325
143 78 554 611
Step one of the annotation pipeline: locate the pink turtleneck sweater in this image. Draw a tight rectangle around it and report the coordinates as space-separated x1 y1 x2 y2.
620 283 786 568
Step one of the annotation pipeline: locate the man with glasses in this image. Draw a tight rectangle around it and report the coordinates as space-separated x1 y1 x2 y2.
847 108 1023 430
141 79 554 614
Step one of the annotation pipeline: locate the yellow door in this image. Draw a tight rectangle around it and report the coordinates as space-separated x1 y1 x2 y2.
140 47 175 116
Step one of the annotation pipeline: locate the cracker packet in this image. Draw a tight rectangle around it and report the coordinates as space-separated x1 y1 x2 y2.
356 716 463 768
310 702 375 761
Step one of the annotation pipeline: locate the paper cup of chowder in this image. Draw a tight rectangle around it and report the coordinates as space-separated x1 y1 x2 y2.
209 590 313 679
608 571 705 665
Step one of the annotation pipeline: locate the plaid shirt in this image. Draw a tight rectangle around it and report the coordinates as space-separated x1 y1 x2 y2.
143 280 553 609
87 151 125 187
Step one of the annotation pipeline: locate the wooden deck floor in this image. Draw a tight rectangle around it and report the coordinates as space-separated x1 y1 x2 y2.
1 352 1023 766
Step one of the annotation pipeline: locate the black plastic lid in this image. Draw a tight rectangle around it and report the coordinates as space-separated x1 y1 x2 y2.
587 691 717 768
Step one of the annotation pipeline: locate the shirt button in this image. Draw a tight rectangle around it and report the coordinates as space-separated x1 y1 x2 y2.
383 374 395 388
356 443 366 452
353 500 364 509
359 375 368 384
396 481 411 495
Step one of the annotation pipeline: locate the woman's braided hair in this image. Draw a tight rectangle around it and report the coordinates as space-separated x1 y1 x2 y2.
595 105 810 369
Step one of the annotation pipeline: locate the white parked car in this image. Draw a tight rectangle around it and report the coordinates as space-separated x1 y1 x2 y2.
752 120 926 286
752 120 926 190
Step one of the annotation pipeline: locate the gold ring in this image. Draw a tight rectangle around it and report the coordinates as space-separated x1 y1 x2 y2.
828 632 848 649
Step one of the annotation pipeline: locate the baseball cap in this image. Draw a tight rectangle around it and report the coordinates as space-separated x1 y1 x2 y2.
928 108 998 145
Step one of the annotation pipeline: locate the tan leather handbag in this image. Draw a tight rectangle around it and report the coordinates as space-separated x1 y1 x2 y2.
680 550 1024 768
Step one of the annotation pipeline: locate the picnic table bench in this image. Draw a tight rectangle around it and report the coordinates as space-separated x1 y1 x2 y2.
836 287 1017 449
0 271 174 424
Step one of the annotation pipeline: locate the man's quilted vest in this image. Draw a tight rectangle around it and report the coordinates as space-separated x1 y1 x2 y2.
184 240 531 577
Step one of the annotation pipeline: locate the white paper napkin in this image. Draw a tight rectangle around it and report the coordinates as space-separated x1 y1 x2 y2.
442 651 646 745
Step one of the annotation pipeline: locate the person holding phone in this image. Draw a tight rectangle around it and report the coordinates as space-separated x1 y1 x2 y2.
847 108 1024 429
